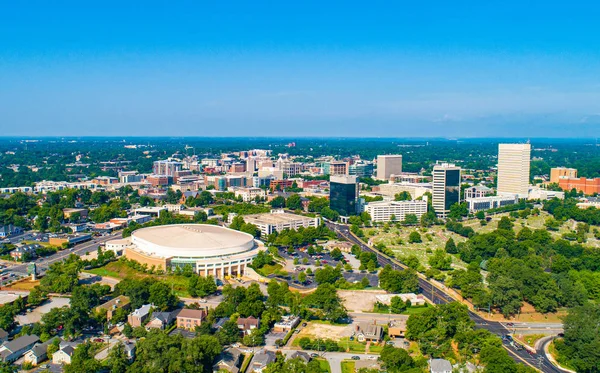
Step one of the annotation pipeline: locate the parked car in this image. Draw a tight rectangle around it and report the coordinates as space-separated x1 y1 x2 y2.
351 356 360 360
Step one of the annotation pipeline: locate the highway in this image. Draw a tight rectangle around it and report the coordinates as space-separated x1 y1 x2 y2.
324 220 568 373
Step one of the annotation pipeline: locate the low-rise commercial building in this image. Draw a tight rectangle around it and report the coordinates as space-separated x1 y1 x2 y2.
465 195 519 212
272 315 300 333
48 233 92 247
233 210 321 236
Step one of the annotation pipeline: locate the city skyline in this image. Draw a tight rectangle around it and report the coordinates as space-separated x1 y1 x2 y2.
2 2 600 137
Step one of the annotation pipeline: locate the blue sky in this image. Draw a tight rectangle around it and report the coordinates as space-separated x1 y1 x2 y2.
1 1 600 137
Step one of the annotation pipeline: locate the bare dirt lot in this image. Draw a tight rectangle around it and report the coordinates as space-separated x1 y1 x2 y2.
296 322 354 341
338 289 387 312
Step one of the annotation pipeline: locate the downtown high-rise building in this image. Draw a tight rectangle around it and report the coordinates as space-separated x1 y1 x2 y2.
497 143 531 198
329 175 358 217
376 155 403 180
432 162 461 218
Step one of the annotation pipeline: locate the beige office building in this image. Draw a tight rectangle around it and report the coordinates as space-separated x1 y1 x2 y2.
550 167 577 184
377 155 403 180
497 143 531 198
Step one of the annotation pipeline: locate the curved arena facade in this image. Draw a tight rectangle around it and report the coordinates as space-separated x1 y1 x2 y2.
106 224 262 278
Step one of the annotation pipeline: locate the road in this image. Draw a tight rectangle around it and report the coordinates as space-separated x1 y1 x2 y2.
10 233 119 275
502 322 564 336
324 220 569 373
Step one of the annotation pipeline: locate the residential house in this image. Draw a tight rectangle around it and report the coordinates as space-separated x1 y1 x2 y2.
289 351 311 363
212 347 242 373
355 322 383 342
52 341 78 365
0 335 40 363
95 295 131 321
272 315 300 333
387 319 407 339
0 329 8 344
146 311 175 330
212 317 229 330
237 316 260 336
0 225 23 238
176 309 206 331
249 350 276 373
23 338 57 366
430 358 453 373
128 304 152 327
123 341 136 361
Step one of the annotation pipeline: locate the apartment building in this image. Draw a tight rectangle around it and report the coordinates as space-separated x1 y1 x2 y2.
364 199 428 222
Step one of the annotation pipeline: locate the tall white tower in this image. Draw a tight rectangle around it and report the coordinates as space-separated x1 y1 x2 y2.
497 143 531 198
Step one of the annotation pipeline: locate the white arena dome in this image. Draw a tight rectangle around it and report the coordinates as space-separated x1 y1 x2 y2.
131 224 256 258
106 224 262 278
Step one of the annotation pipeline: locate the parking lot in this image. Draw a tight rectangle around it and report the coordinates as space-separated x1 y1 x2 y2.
265 331 287 346
16 297 70 325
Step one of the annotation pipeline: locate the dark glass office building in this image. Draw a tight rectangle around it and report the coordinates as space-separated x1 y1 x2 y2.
444 169 461 210
329 175 358 216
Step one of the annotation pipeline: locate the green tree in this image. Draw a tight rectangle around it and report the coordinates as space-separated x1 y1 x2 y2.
270 196 286 208
107 342 129 373
286 194 303 210
444 238 457 254
408 231 422 243
429 249 452 270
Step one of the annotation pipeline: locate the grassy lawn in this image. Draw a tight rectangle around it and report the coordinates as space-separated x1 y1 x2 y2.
368 344 384 353
85 261 192 297
517 334 546 348
340 361 355 373
256 263 287 276
5 279 40 290
315 358 331 373
22 240 53 247
338 337 366 353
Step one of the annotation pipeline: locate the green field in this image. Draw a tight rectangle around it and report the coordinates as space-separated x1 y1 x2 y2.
315 358 331 373
256 263 287 276
338 337 367 353
85 261 192 297
340 361 355 373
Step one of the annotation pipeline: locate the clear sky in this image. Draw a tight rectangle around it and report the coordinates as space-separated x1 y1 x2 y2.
1 1 600 137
